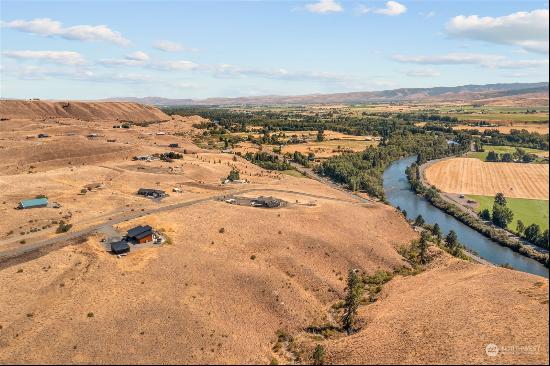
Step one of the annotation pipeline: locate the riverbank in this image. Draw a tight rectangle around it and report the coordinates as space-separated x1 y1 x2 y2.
420 157 548 249
408 160 548 267
383 156 548 278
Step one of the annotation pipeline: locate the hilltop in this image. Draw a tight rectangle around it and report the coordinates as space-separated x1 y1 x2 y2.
0 100 170 122
104 82 549 106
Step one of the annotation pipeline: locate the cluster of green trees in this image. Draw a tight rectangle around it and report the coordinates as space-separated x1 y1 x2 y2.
283 151 313 167
317 132 467 199
483 129 549 150
396 112 459 124
160 151 184 161
226 168 240 181
242 151 292 171
479 193 515 228
165 106 427 137
478 194 548 249
485 148 537 163
166 106 548 153
411 215 468 260
517 221 549 249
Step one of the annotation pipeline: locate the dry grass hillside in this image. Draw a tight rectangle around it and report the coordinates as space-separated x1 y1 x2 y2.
0 101 548 364
325 251 549 364
0 100 169 122
0 198 415 364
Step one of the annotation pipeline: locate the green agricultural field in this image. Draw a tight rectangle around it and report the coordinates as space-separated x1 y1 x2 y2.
468 194 549 233
434 105 549 123
437 105 549 113
467 145 549 162
450 113 549 123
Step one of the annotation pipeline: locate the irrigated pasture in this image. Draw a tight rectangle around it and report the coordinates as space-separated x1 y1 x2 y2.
424 158 549 200
453 123 549 134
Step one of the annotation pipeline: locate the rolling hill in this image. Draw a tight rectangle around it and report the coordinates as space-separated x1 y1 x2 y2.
103 82 549 106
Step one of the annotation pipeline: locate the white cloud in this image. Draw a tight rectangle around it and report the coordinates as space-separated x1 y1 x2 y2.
125 51 150 61
151 60 199 71
98 55 198 71
0 18 130 46
2 50 85 65
446 9 549 54
153 40 183 52
3 64 160 85
360 1 406 16
305 0 343 14
98 58 144 67
211 64 351 83
392 52 549 69
405 68 441 77
376 1 407 16
153 40 199 53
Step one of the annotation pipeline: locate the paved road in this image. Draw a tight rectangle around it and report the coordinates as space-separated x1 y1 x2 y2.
0 187 366 263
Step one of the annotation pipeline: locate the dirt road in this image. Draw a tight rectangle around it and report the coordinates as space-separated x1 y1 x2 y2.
0 187 366 264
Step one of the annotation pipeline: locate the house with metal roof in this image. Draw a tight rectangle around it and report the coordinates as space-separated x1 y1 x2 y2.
18 197 48 209
137 188 166 199
110 240 130 254
126 225 154 244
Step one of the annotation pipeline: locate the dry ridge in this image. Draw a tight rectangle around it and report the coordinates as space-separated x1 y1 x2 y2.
0 100 170 122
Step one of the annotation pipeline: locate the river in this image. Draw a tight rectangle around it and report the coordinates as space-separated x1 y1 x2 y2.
383 155 549 278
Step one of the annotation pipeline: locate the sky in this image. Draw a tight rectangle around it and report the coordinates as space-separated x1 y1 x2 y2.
0 0 549 100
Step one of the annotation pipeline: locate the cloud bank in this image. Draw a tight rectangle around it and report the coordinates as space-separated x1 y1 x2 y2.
446 9 549 54
1 18 131 46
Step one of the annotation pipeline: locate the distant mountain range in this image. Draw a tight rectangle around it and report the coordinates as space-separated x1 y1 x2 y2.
103 82 549 106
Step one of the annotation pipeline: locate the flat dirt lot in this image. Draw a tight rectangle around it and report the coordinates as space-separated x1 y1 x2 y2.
424 158 549 200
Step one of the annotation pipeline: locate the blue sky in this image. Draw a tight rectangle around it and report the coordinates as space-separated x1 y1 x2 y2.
1 0 548 99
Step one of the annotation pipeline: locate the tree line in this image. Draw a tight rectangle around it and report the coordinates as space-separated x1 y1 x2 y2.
316 132 468 199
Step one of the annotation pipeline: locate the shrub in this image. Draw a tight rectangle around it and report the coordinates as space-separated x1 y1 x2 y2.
56 221 73 234
227 168 240 181
312 345 326 365
341 270 364 333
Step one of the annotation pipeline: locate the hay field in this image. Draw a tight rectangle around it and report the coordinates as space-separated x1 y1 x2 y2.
451 112 548 123
281 139 377 158
424 158 549 200
453 123 549 134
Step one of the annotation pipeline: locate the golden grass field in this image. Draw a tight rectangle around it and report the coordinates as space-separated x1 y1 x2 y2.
0 100 548 364
424 158 549 200
280 139 377 158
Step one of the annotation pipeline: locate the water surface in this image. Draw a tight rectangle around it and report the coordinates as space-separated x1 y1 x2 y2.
383 156 548 278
